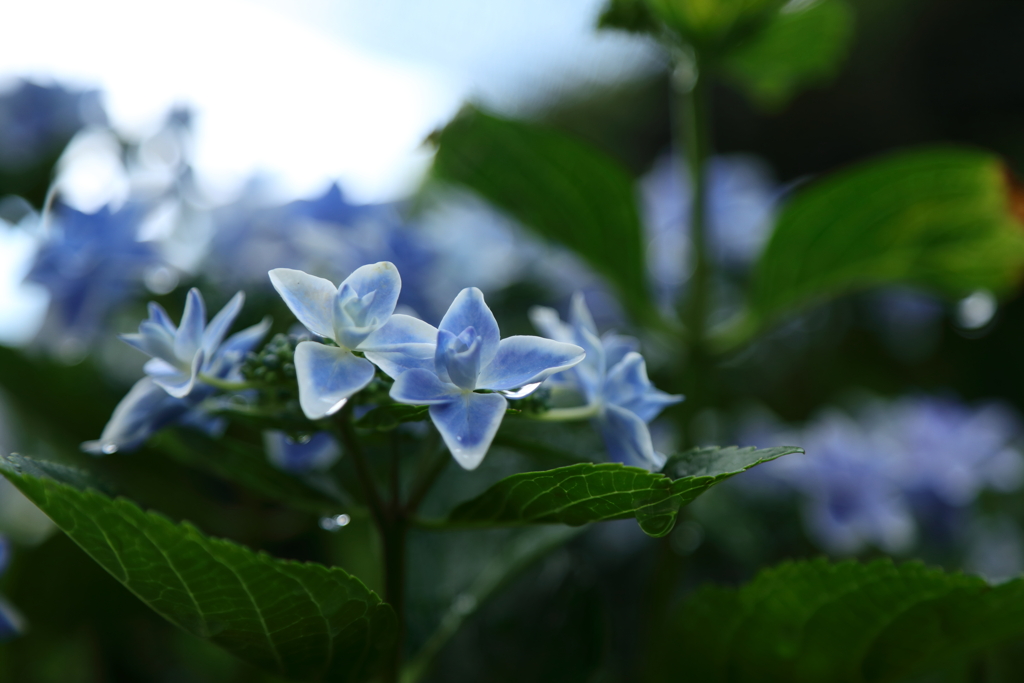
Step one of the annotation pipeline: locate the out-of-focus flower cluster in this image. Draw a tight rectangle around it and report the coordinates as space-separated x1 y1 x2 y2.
739 395 1024 556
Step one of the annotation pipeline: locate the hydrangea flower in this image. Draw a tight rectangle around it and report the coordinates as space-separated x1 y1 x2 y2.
26 202 161 352
270 262 437 420
390 287 585 470
739 395 1024 554
264 431 341 473
0 79 107 170
0 535 25 642
83 294 270 455
530 293 682 470
120 289 249 398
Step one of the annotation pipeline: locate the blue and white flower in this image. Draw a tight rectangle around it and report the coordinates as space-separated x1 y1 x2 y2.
270 262 437 420
530 293 683 470
120 288 251 398
83 292 270 454
390 288 585 470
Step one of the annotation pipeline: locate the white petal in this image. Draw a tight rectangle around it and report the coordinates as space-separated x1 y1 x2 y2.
360 314 438 377
390 368 461 405
293 342 375 420
153 349 204 398
201 291 244 361
269 268 338 340
439 288 501 368
174 288 206 361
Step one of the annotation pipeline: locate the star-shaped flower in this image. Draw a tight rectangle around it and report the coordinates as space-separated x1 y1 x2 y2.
120 288 253 398
269 262 437 419
390 288 585 470
531 293 682 470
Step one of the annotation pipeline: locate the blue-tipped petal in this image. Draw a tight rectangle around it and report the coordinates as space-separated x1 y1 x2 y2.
293 342 375 420
143 357 179 377
269 268 338 340
436 328 483 390
605 352 683 422
209 316 272 377
390 369 462 405
338 261 401 329
477 336 586 392
153 349 204 398
360 314 438 377
133 322 178 363
599 404 665 471
147 301 176 333
571 326 605 403
0 597 25 642
174 288 206 361
439 288 501 368
429 392 508 470
601 333 640 369
81 377 193 454
201 291 244 362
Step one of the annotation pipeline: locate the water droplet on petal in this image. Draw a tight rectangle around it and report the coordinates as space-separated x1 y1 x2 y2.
500 382 542 399
101 443 118 455
326 398 348 416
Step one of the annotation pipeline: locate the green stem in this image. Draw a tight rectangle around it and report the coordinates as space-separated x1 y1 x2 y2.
679 61 712 351
198 374 260 392
527 404 601 422
405 430 446 515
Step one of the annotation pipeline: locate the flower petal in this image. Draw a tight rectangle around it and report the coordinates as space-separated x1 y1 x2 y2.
200 291 244 361
209 316 273 377
338 261 401 330
429 392 508 470
569 291 598 336
293 342 375 420
147 301 176 333
390 368 462 405
598 404 665 471
269 268 338 340
476 336 585 392
153 349 205 398
528 305 573 343
361 314 438 377
81 377 193 454
174 287 206 361
605 352 683 422
439 287 500 368
0 596 25 642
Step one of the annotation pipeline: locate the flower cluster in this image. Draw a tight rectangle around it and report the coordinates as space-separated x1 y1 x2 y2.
271 262 587 469
740 396 1024 554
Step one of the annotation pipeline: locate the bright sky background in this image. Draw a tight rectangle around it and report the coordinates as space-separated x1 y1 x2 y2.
0 0 659 343
1 0 658 202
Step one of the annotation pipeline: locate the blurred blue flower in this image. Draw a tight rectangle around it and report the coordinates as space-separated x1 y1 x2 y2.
0 535 25 642
530 293 682 470
120 288 251 397
0 79 107 170
83 295 270 455
26 202 162 352
264 431 341 473
391 287 585 470
740 395 1024 554
640 153 777 309
270 262 437 419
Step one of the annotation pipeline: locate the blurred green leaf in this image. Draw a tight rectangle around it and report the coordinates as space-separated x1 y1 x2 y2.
443 445 800 537
354 404 429 432
727 147 1024 347
644 0 786 52
430 107 653 320
598 0 661 34
660 558 1024 682
719 0 854 109
0 454 396 683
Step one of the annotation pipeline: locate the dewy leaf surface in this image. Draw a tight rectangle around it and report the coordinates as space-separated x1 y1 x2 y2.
663 558 1024 682
446 446 800 537
745 147 1024 339
0 454 395 683
431 107 653 321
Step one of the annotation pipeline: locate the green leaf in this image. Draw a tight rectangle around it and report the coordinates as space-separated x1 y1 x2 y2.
597 0 661 34
644 0 786 52
662 558 1024 682
719 0 854 109
731 147 1024 346
444 445 800 537
0 454 396 683
430 107 653 320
